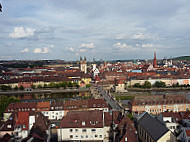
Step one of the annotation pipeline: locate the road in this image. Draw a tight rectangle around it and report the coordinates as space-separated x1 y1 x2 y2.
97 86 122 111
0 88 89 95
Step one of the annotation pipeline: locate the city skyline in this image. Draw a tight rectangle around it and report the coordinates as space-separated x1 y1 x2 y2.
0 0 190 60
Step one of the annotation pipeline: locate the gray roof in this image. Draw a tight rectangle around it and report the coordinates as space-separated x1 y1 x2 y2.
138 112 169 141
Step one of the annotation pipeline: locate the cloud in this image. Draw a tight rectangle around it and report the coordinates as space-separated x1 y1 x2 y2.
20 48 29 53
33 44 54 54
113 42 132 49
142 43 154 48
9 27 35 39
79 48 87 53
79 43 95 49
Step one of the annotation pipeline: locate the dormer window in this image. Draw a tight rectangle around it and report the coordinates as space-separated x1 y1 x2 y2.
82 121 85 126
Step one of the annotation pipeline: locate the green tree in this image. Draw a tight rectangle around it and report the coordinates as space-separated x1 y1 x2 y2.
133 83 141 88
31 84 35 89
68 81 73 88
43 84 47 88
142 81 151 89
154 81 166 88
0 85 12 91
37 84 43 88
86 84 91 88
19 85 24 90
0 95 20 118
14 85 18 91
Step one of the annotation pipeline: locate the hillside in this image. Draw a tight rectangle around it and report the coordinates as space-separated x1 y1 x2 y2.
173 56 190 61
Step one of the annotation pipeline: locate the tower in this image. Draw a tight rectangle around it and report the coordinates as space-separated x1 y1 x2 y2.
80 56 87 74
153 51 157 68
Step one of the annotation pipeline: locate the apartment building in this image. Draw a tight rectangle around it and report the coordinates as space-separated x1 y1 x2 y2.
57 110 106 142
131 95 190 115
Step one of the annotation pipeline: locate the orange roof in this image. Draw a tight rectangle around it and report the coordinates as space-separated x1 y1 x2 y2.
16 112 29 130
37 102 50 108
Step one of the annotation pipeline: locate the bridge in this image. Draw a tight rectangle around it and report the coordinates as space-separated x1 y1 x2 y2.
96 85 122 111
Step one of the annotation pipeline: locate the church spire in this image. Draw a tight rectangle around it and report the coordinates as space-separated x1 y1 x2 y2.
153 51 157 68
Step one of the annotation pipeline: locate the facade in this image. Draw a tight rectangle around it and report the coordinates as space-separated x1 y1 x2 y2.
131 95 190 115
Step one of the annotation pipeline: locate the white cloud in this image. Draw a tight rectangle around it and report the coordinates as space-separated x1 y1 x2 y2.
33 44 54 54
20 48 29 53
113 42 132 49
142 43 154 48
80 43 95 49
79 48 86 52
34 48 42 53
9 27 35 39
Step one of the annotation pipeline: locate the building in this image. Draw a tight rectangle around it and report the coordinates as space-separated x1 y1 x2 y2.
80 57 87 74
153 51 157 68
131 95 190 115
57 110 105 142
137 112 176 142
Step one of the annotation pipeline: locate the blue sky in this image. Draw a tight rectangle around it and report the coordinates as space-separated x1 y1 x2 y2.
0 0 190 61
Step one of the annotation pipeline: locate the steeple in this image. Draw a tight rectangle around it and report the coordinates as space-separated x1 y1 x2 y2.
153 51 157 68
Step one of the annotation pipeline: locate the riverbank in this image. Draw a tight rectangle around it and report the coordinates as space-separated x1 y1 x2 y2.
127 87 190 92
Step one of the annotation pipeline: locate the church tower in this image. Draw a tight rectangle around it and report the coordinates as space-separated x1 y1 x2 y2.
80 56 87 74
153 51 157 68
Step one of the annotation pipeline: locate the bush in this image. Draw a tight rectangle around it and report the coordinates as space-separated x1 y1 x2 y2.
0 85 12 91
153 81 166 88
133 83 141 88
142 81 151 89
19 85 24 90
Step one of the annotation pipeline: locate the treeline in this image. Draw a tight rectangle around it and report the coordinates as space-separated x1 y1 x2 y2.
0 95 20 118
132 81 190 89
0 81 91 91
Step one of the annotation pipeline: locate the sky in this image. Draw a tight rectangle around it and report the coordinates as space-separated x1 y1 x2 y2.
0 0 190 61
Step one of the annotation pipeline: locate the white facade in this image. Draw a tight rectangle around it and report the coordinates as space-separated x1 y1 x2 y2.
58 128 104 141
42 110 64 120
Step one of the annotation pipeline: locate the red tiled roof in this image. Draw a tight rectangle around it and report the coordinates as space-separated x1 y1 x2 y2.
15 112 29 130
60 110 103 128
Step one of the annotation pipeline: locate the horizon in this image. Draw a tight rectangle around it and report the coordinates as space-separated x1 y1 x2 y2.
0 0 190 60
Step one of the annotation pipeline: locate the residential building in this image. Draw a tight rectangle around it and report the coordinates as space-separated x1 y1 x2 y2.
137 112 176 142
131 95 190 115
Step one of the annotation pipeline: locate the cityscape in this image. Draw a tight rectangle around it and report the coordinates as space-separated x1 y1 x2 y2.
1 1 190 142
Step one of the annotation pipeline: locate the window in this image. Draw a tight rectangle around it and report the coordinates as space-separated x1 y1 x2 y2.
70 129 73 132
82 121 85 126
92 129 96 132
75 135 78 138
23 125 26 128
75 129 78 132
81 135 84 138
95 134 98 137
82 129 87 132
70 135 73 138
86 135 88 138
7 125 11 128
99 135 102 138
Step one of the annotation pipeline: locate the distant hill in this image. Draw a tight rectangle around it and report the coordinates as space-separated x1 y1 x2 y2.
173 56 190 61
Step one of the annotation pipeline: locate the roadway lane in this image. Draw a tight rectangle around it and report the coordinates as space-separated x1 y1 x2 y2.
97 86 122 111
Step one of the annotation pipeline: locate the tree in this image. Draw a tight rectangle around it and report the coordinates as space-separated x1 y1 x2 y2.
142 81 151 89
37 84 42 88
154 81 166 88
86 84 91 88
31 84 35 89
68 81 73 88
0 95 20 118
43 84 48 88
19 85 24 90
133 83 141 88
14 86 18 91
0 85 12 91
